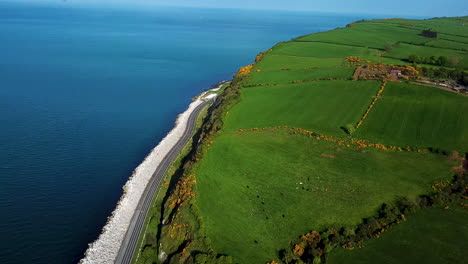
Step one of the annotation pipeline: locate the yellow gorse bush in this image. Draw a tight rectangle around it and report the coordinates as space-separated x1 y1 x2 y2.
237 64 254 76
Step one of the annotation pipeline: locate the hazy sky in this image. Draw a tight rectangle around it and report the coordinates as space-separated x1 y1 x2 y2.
10 0 468 17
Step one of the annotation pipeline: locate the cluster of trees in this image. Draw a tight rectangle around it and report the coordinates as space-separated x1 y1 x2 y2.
421 29 438 38
407 54 459 67
418 66 468 85
280 158 467 264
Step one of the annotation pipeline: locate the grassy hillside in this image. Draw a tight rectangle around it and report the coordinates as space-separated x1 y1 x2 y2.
296 22 430 49
270 42 379 58
140 16 468 264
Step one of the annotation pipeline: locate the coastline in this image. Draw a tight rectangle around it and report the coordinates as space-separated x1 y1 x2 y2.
79 83 224 264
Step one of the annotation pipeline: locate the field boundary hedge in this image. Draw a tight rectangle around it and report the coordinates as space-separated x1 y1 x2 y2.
355 81 387 130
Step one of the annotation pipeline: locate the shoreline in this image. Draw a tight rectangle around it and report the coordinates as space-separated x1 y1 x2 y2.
79 83 224 264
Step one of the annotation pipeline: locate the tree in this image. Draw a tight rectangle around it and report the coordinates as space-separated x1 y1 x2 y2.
428 56 437 65
435 67 448 78
408 54 420 63
421 29 438 38
343 124 355 135
437 56 448 66
384 45 393 52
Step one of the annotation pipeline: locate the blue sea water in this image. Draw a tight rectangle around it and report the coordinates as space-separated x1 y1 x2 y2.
0 3 416 263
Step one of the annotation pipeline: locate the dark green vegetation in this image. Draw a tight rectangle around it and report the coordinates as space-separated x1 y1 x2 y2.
136 16 468 264
327 205 468 264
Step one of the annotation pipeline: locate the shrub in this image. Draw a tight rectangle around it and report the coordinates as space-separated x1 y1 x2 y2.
343 124 355 135
384 45 393 52
421 29 438 38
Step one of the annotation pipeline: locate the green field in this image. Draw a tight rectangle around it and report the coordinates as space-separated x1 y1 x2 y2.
224 80 380 136
195 131 456 263
296 22 430 49
386 42 466 58
254 55 345 71
439 33 468 44
270 41 379 58
248 67 355 85
385 43 468 69
372 17 468 37
328 205 468 264
355 82 468 152
426 39 468 51
149 16 468 264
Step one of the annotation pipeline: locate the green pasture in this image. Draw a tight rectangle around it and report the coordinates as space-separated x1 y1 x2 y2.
195 131 456 264
142 16 468 264
412 17 468 37
385 43 468 69
426 39 468 51
254 55 344 71
248 67 355 85
372 16 468 37
270 41 379 58
224 80 380 136
328 205 468 264
362 55 409 65
296 22 429 49
355 82 468 152
439 33 468 44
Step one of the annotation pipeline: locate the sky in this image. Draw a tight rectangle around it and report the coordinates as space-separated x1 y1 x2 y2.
7 0 468 17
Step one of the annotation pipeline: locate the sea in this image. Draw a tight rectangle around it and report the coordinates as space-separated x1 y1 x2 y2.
0 2 418 263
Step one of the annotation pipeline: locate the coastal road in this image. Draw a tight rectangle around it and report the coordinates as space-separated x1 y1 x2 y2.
115 99 213 264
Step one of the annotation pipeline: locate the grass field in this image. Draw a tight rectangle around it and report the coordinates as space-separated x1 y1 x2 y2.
327 204 468 264
270 41 380 58
439 33 468 44
355 82 468 152
148 16 468 264
254 55 345 71
426 39 468 51
385 43 468 69
296 22 430 49
412 17 468 37
248 67 355 85
195 131 456 264
224 80 380 136
372 17 468 38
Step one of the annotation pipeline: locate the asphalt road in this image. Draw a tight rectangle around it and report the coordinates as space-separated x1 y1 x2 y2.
115 99 213 264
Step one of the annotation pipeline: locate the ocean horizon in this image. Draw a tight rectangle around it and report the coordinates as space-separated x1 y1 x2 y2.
0 3 421 263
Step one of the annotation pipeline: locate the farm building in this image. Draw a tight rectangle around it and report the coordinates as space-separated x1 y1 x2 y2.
390 70 402 76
